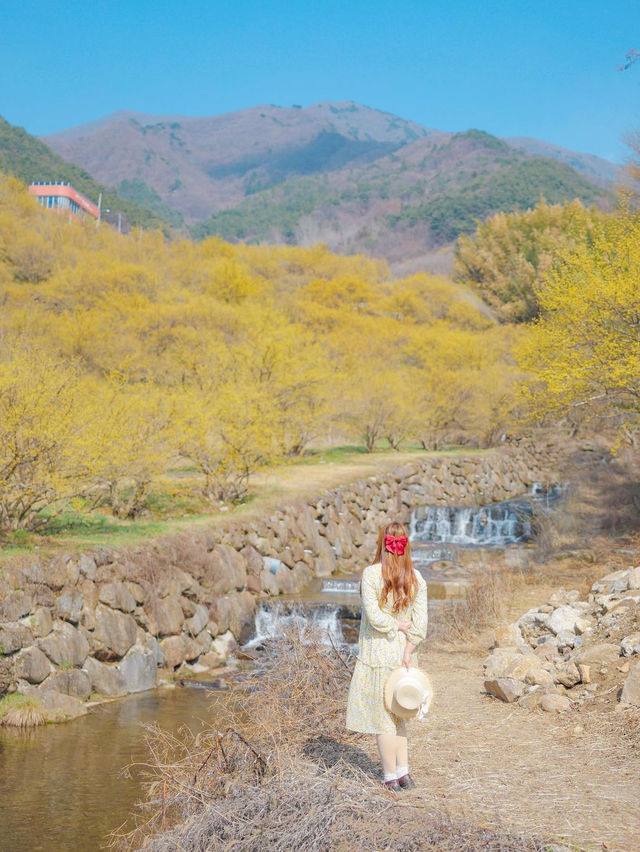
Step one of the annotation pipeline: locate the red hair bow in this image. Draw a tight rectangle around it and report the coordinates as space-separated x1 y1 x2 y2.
384 534 408 556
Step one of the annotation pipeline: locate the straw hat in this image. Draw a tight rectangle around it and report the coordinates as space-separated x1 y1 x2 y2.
384 667 433 720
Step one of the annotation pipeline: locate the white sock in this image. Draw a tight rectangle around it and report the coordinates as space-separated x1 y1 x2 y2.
396 764 408 778
383 771 397 782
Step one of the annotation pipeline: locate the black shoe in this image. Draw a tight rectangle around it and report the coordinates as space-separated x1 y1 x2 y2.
397 773 416 789
382 779 401 792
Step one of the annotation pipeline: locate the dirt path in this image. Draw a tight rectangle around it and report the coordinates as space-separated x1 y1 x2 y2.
379 643 640 852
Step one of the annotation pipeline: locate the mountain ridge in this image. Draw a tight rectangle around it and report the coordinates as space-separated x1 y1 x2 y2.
17 101 618 267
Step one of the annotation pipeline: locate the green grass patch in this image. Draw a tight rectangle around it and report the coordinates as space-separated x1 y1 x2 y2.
0 442 493 561
0 692 40 717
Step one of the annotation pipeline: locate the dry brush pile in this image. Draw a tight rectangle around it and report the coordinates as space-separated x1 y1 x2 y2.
112 624 555 852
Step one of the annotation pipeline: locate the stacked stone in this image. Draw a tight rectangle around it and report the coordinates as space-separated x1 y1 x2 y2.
484 566 640 711
0 446 556 717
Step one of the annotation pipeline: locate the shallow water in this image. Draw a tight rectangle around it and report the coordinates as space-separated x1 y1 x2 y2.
0 686 221 852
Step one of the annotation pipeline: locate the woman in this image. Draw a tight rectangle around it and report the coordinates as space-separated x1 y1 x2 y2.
346 521 428 791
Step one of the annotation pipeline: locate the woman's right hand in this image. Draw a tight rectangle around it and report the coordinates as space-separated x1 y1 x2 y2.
398 621 411 635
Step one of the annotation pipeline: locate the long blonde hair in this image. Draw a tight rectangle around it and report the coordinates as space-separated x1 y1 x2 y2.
374 521 418 613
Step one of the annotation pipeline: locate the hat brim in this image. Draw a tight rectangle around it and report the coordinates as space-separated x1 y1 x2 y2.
384 667 433 718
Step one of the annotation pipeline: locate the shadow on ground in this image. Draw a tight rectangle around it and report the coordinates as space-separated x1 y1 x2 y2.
303 734 379 777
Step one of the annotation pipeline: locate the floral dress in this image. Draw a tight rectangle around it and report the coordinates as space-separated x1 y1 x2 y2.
346 562 429 734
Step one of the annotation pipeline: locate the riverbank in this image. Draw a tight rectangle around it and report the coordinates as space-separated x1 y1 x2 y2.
109 440 640 852
0 442 558 727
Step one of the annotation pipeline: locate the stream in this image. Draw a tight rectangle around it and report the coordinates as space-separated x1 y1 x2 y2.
0 488 550 851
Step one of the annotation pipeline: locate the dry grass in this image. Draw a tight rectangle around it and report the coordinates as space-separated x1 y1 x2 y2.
0 692 45 727
111 626 552 852
434 567 515 644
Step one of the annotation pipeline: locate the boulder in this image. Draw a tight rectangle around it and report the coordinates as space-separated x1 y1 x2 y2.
315 537 337 578
160 635 187 669
297 506 323 555
46 556 80 591
193 629 212 655
591 570 630 595
119 649 157 693
1 590 33 621
0 622 33 655
56 588 84 624
147 596 184 637
555 630 577 649
577 664 591 684
0 657 12 698
125 582 146 605
628 566 640 590
199 650 226 670
180 596 197 618
621 633 640 657
548 605 582 636
208 596 231 635
78 553 97 580
572 643 620 666
553 661 581 688
183 637 201 662
484 678 526 703
84 656 127 697
92 605 137 660
241 544 264 578
144 636 166 668
548 589 581 607
31 607 53 638
13 647 51 684
517 690 544 711
203 545 247 595
210 630 236 662
37 690 87 723
540 694 572 713
484 649 553 687
41 669 91 700
246 574 261 594
186 603 210 637
292 561 313 592
98 582 136 613
621 662 640 706
533 641 559 663
227 592 256 644
37 622 89 667
493 624 524 649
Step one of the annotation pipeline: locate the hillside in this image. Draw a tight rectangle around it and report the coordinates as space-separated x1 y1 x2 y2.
41 102 614 264
43 102 433 222
193 130 611 261
0 117 183 230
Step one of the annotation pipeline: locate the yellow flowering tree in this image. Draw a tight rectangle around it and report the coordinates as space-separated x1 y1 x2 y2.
519 212 640 444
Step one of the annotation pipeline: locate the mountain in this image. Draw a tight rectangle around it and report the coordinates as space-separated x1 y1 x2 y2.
191 129 610 264
0 116 183 230
504 137 620 187
44 102 433 222
41 102 615 266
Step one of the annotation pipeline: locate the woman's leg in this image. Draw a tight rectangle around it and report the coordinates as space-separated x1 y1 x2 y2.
394 720 415 787
395 720 408 777
376 733 398 781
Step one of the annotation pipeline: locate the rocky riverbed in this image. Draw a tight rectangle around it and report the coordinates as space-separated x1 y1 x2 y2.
484 564 640 711
0 444 558 726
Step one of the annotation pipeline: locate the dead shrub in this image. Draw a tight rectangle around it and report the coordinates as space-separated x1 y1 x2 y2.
435 569 508 643
111 626 551 852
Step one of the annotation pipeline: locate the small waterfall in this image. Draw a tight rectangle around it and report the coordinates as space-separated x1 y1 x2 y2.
246 603 346 648
321 578 360 594
411 501 531 547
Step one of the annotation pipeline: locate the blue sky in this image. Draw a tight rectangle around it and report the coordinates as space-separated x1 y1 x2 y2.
1 0 639 162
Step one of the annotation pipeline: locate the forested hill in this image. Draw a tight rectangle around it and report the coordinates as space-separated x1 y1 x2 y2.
0 117 183 230
193 131 611 261
41 102 615 266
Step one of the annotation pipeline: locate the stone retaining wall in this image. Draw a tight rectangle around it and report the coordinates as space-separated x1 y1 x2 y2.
0 442 559 722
